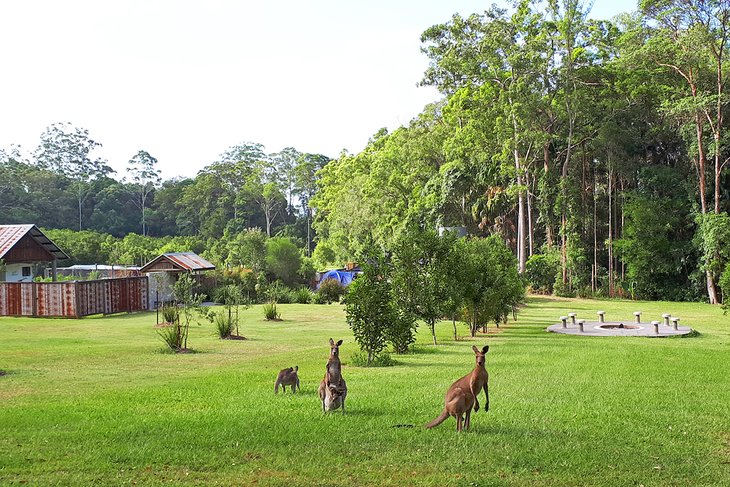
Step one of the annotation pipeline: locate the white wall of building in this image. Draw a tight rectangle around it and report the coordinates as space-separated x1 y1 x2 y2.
2 263 34 282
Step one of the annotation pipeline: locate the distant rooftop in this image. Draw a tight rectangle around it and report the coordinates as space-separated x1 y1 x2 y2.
140 252 215 273
0 224 69 261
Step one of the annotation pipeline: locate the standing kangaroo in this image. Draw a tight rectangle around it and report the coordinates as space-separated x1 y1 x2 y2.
319 338 347 413
274 365 300 394
425 345 489 432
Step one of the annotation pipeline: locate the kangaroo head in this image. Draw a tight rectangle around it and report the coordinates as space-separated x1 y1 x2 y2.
472 345 489 366
328 338 343 358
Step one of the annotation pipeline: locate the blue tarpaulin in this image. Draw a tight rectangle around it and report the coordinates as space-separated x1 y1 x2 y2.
317 269 356 289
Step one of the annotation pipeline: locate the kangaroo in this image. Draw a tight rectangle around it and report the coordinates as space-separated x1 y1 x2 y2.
274 365 300 393
318 378 347 413
321 338 347 413
325 338 343 388
425 345 490 432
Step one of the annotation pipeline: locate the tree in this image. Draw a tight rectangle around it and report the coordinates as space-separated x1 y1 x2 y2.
391 225 458 345
256 181 286 237
345 252 393 365
265 236 302 287
126 150 162 236
457 236 524 336
640 0 730 302
270 147 301 210
226 228 268 272
33 123 113 230
293 153 330 255
171 273 204 352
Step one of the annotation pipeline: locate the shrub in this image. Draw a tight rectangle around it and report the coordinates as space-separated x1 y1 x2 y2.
386 310 417 354
293 287 313 304
317 278 345 304
720 266 730 314
266 281 292 304
214 312 235 339
158 322 185 352
161 305 179 324
345 253 391 365
263 301 281 321
350 350 395 367
525 252 560 294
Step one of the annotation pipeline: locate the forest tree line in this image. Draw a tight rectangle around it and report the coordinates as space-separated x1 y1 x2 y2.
2 0 730 304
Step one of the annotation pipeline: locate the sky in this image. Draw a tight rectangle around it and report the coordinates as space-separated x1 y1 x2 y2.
0 0 637 180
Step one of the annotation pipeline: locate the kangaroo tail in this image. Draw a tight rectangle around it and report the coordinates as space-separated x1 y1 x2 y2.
425 409 449 429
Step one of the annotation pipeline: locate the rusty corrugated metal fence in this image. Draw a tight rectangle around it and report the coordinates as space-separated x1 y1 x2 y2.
0 277 149 317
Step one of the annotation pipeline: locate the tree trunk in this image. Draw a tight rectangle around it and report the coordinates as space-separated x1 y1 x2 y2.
527 172 534 259
512 109 526 274
608 167 614 297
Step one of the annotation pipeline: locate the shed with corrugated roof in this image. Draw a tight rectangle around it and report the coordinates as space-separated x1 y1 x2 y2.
0 224 69 282
140 252 216 309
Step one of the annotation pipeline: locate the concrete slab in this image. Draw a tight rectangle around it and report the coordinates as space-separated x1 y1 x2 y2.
547 320 694 338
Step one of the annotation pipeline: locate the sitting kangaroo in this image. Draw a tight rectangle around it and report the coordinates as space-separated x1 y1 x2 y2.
274 365 300 394
320 338 347 413
425 345 490 432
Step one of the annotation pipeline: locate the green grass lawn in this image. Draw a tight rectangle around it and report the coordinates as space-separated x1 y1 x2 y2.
1 296 729 486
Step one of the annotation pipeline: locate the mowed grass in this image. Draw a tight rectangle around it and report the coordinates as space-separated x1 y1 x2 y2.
1 297 729 486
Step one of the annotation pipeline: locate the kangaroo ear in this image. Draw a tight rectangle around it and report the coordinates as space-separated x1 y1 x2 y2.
329 338 335 346
336 340 343 346
472 345 479 354
482 345 489 354
294 365 298 371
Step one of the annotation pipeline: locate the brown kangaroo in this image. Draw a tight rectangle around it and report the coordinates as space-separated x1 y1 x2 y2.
318 377 347 413
425 345 489 432
274 365 300 394
325 338 343 388
320 338 347 413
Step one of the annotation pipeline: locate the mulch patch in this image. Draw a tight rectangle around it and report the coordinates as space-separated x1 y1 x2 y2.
154 322 174 328
224 335 247 340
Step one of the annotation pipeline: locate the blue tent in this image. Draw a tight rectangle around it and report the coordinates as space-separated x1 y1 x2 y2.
317 269 356 289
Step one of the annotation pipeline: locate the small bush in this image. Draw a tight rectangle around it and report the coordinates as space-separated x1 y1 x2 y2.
525 252 560 294
350 350 395 367
720 266 730 314
214 312 235 338
263 301 281 321
266 281 292 304
386 310 417 354
293 287 313 304
158 322 184 351
317 278 346 304
161 305 179 324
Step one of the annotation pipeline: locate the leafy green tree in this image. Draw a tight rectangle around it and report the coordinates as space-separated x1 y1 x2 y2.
33 123 113 230
171 273 204 351
391 225 458 345
695 212 730 301
126 150 161 236
42 228 115 266
270 147 301 210
265 237 302 286
345 253 392 365
458 236 524 336
226 228 268 272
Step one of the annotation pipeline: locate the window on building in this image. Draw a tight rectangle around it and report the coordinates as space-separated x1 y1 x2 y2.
22 266 31 277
